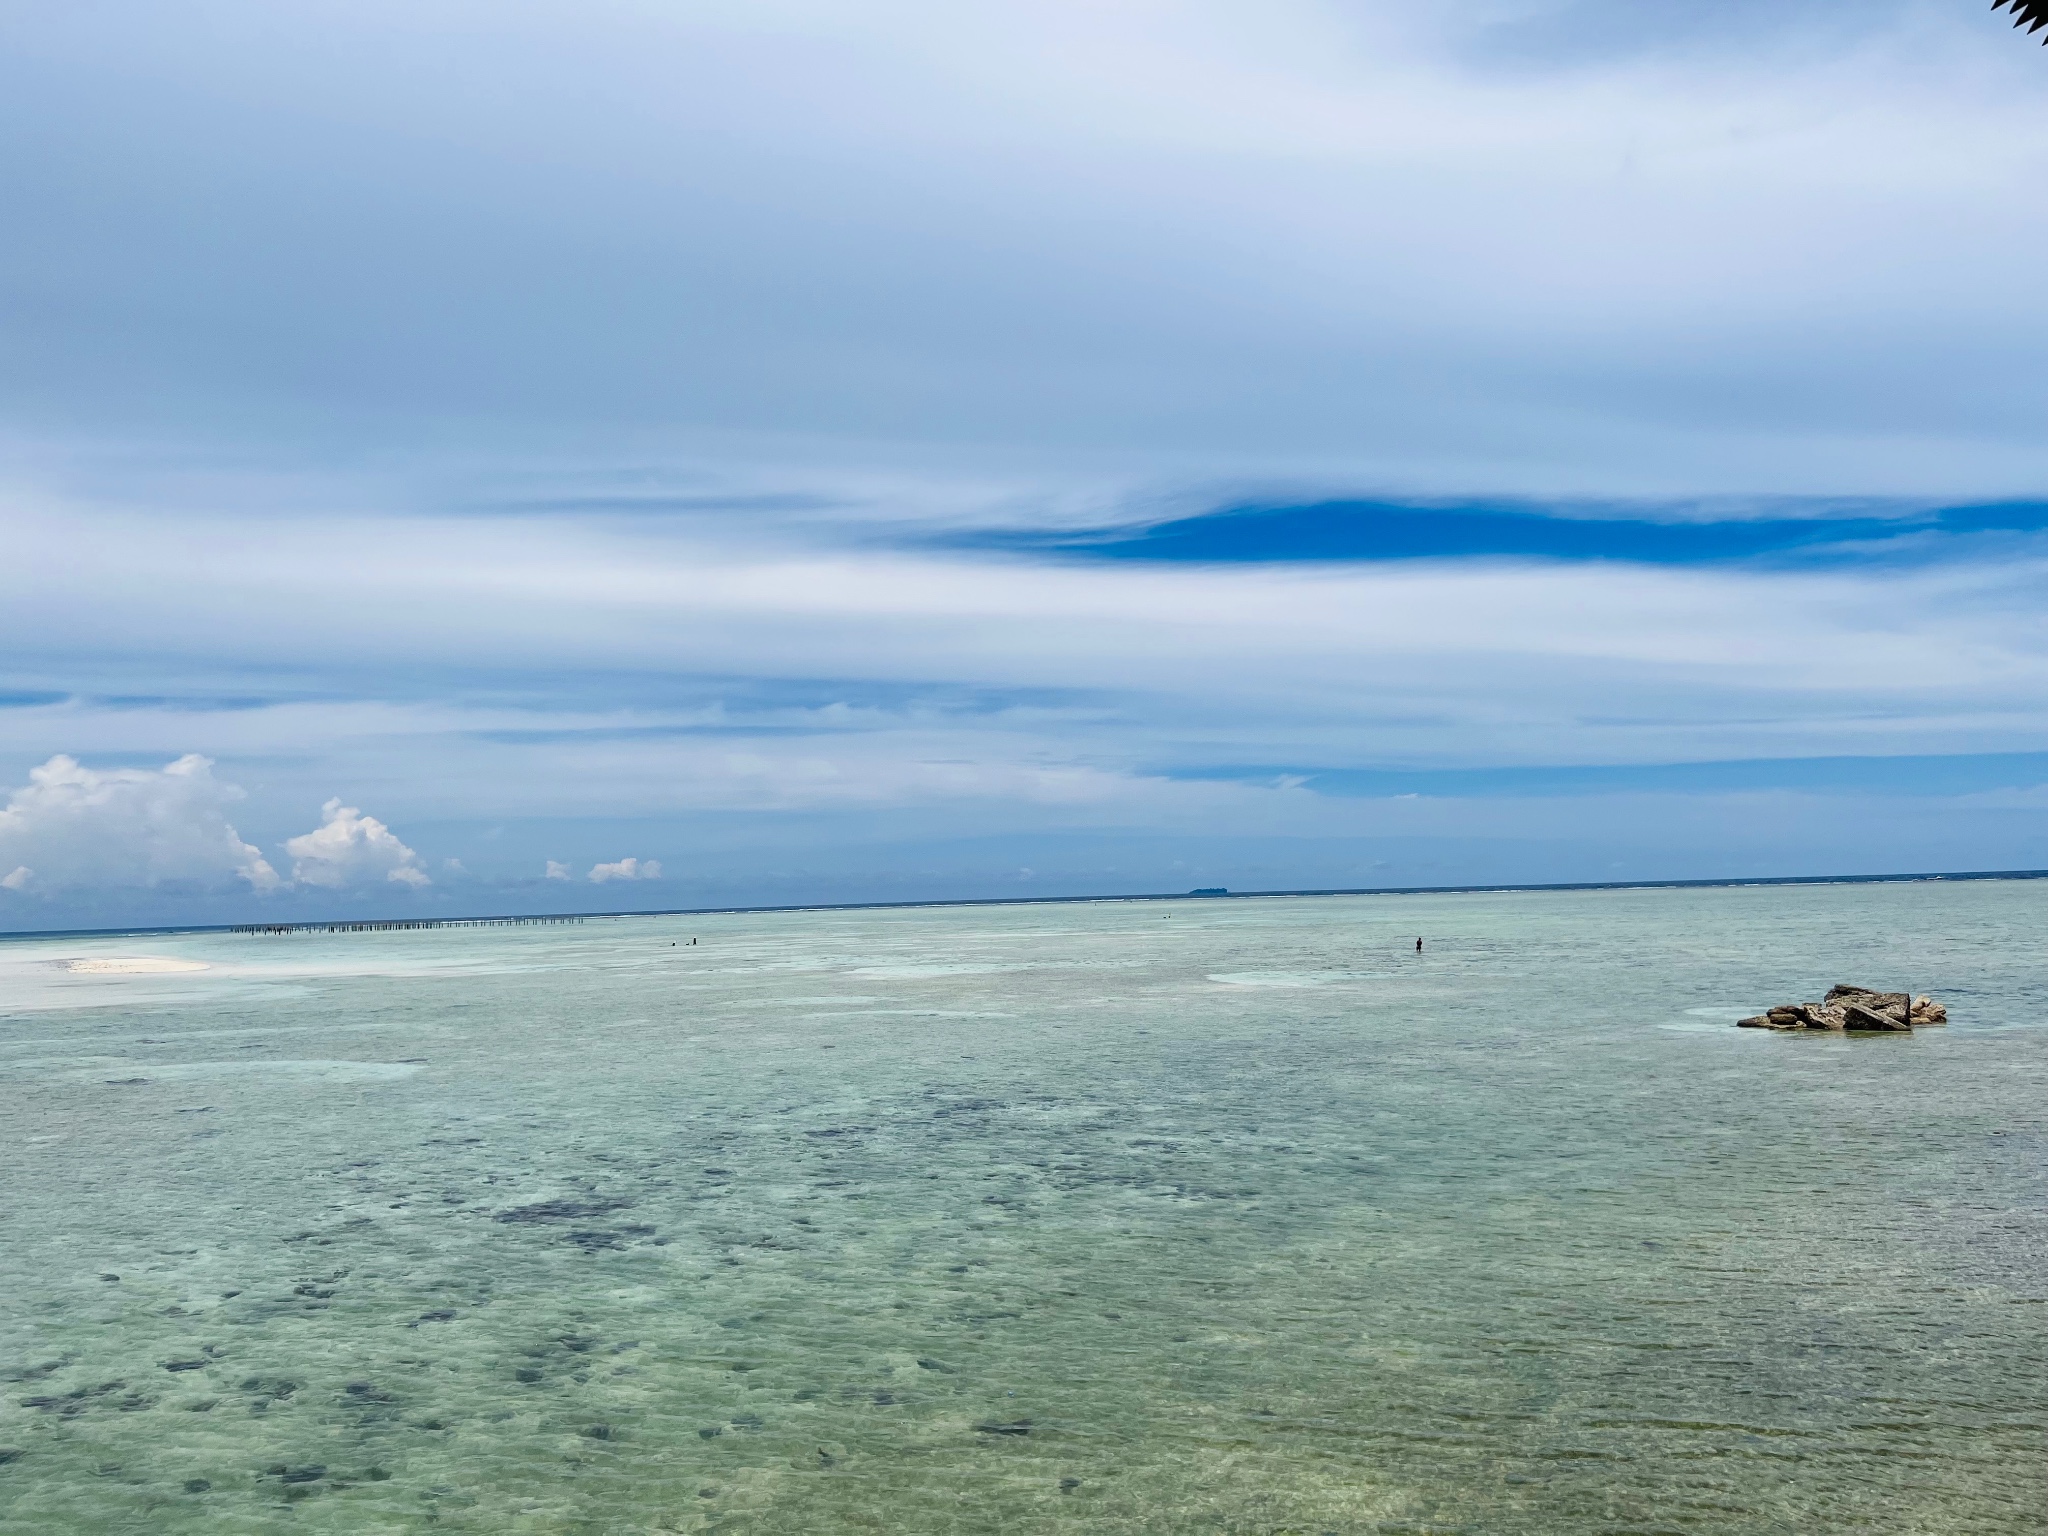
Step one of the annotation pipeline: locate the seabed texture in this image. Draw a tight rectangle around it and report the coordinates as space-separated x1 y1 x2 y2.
0 882 2043 1533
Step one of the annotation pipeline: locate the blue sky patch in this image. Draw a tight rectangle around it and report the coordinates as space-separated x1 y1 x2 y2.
965 499 2048 567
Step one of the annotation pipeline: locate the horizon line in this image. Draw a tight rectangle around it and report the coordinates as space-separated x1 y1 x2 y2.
3 864 2045 944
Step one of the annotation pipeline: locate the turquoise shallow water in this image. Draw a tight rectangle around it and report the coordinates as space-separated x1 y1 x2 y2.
0 883 2043 1533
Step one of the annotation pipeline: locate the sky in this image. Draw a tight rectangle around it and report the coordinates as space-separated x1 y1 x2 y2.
5 0 2048 930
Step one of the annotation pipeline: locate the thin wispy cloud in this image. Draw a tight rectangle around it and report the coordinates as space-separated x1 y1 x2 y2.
6 1 2048 488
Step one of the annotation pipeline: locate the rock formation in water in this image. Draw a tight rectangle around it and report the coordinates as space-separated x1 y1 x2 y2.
1737 984 1947 1032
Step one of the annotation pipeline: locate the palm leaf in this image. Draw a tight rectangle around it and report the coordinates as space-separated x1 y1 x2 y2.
1993 0 2048 39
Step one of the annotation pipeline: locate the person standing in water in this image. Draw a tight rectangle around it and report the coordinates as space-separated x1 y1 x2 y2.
1415 937 1423 953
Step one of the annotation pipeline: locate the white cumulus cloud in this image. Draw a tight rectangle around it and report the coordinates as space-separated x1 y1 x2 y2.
545 860 571 880
589 857 661 883
0 754 280 894
285 799 431 889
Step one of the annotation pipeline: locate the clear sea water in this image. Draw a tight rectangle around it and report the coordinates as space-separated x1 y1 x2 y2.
0 882 2043 1534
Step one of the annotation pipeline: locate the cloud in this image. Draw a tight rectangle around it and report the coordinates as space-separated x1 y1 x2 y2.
0 754 280 894
0 758 437 908
6 0 2048 495
588 857 661 882
284 798 431 889
545 860 571 880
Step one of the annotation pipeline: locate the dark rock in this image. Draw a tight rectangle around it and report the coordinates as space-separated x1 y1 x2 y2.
23 1380 124 1416
1827 986 1910 1023
183 1477 208 1492
163 1360 207 1373
1841 1000 1910 1032
1737 985 1942 1033
1739 1008 1805 1030
494 1198 631 1224
0 1448 22 1466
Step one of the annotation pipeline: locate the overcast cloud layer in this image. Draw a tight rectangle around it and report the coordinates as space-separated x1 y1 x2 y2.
4 1 2048 929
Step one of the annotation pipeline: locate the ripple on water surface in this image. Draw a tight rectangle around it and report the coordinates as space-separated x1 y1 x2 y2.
0 883 2043 1533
